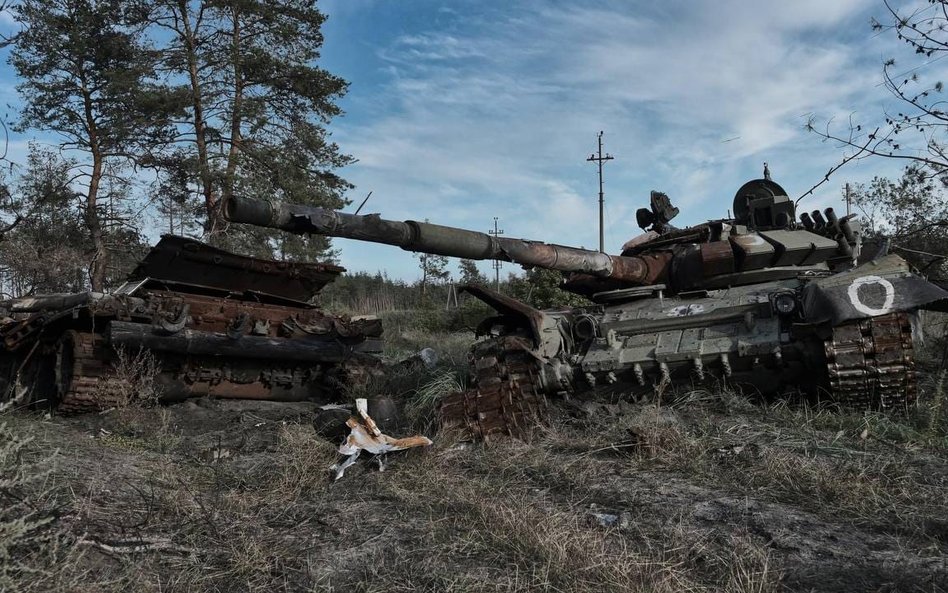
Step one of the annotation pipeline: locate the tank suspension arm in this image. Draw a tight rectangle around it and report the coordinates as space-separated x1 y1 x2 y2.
223 197 668 284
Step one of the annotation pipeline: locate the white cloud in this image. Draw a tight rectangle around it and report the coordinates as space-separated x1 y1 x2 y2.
328 0 907 280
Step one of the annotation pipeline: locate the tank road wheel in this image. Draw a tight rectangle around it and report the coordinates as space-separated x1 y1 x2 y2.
439 336 548 441
823 313 916 410
55 331 132 414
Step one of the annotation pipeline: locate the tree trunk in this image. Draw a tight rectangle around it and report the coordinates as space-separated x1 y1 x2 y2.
178 0 216 237
223 5 243 206
86 157 107 292
79 72 108 292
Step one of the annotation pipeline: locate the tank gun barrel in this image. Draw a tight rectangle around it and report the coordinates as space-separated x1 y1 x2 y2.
223 197 668 284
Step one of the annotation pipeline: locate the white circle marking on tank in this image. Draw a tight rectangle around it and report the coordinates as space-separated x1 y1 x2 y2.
846 275 895 316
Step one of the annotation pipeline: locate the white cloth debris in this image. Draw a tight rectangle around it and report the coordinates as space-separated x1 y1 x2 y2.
330 398 432 480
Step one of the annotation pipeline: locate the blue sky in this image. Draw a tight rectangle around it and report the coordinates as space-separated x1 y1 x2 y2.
0 1 938 281
314 0 928 280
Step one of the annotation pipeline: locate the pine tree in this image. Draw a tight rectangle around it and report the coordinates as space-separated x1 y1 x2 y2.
0 146 88 294
134 0 352 258
8 0 170 290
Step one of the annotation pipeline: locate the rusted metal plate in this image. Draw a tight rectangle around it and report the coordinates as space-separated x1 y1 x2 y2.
609 251 672 285
699 241 735 276
130 235 344 302
131 289 381 340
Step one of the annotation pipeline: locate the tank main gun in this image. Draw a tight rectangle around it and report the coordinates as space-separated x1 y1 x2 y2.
222 197 669 285
223 177 861 297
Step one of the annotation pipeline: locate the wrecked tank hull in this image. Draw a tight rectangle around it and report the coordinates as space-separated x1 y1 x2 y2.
439 257 935 439
222 174 948 440
0 235 381 412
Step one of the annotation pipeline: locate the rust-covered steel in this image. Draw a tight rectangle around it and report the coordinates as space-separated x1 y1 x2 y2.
225 171 948 442
223 196 671 283
0 235 382 413
438 336 547 441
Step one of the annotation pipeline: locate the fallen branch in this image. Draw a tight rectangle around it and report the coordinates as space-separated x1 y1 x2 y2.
77 536 196 556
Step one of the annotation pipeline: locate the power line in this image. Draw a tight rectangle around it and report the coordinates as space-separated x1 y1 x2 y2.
354 191 373 215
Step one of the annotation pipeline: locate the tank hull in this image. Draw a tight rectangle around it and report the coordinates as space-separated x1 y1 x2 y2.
440 255 942 440
0 236 382 413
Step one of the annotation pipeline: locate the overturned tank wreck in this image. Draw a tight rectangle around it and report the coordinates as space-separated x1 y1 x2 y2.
224 173 948 439
0 235 381 412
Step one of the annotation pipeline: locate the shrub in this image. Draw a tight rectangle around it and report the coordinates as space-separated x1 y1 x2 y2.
0 422 60 591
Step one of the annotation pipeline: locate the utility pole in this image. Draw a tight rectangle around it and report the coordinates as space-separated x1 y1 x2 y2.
489 216 504 291
586 131 614 253
844 183 851 217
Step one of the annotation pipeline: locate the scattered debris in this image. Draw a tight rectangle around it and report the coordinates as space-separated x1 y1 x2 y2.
401 347 439 370
590 512 620 528
364 396 400 433
77 536 196 557
313 404 354 442
587 505 632 530
330 398 432 480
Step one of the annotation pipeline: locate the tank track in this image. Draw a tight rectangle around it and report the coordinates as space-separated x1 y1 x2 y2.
56 331 132 414
824 312 916 409
439 336 548 441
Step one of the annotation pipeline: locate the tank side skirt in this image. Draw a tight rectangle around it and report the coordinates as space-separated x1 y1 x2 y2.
53 328 376 413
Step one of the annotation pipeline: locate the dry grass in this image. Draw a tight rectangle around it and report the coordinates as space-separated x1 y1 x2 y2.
324 439 782 593
552 395 948 545
404 370 465 426
110 346 164 407
0 418 98 593
2 338 947 593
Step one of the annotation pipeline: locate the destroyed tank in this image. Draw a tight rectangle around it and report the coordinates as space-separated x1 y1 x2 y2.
0 235 382 413
223 174 948 439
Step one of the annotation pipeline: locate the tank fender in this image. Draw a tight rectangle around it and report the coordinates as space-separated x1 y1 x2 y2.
460 285 564 358
801 254 948 325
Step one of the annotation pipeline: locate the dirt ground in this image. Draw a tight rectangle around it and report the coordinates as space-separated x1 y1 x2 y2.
3 382 947 593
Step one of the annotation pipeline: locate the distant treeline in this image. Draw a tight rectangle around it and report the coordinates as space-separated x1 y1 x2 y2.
319 266 590 316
